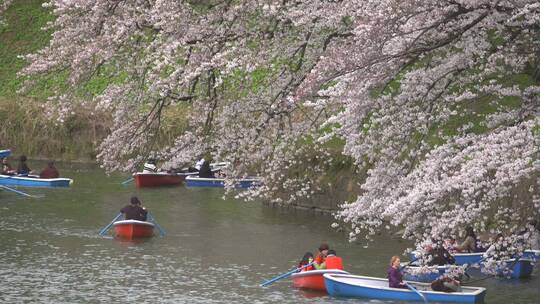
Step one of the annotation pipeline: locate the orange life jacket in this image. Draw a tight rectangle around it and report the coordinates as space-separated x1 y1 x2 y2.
325 255 343 270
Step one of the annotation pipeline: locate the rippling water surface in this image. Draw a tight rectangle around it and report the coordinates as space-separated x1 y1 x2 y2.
0 162 538 303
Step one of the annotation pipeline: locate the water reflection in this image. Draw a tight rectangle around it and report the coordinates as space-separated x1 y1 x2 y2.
0 162 538 303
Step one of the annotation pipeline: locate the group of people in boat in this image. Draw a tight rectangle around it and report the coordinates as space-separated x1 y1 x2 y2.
386 222 540 293
1 155 60 178
298 243 344 271
142 157 224 179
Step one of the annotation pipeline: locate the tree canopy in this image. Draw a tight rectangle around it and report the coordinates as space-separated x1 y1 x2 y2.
15 0 540 252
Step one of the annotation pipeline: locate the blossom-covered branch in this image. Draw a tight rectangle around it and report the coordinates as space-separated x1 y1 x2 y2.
20 0 540 256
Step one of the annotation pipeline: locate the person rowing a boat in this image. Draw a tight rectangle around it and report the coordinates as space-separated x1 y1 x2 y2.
298 252 315 271
120 196 148 221
387 256 408 289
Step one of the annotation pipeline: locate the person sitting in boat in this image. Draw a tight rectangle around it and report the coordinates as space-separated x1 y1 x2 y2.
143 159 158 173
198 160 214 178
313 243 329 269
194 157 205 171
1 157 16 175
455 226 477 253
431 276 462 293
39 161 59 179
16 155 31 176
427 239 455 266
387 255 408 289
324 249 344 270
298 252 315 271
120 196 148 221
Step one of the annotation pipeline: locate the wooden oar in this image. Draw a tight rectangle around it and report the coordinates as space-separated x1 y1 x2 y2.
0 185 43 198
260 262 314 287
98 212 123 236
405 282 428 303
147 212 166 236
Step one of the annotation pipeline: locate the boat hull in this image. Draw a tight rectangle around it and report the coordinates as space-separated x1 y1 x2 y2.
185 176 261 189
324 274 486 303
113 220 154 239
0 174 72 187
0 149 11 158
133 172 195 187
291 269 349 291
409 250 538 279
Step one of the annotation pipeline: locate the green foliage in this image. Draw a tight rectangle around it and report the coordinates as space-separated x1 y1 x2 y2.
0 0 54 97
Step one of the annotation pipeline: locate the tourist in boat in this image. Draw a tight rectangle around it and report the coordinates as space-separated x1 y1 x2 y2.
324 249 344 270
120 196 148 221
387 255 407 289
298 252 315 271
313 243 329 269
198 160 214 178
431 276 462 292
194 157 205 171
142 159 158 173
1 157 16 175
427 239 455 266
39 161 60 179
16 155 31 176
455 226 477 253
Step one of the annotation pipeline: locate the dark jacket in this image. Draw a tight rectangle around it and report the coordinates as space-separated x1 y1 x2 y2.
17 162 31 175
120 204 148 221
199 161 214 178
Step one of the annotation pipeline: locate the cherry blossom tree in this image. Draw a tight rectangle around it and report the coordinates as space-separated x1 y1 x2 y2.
20 0 540 257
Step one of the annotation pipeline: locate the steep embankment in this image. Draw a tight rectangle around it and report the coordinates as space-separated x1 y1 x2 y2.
0 0 108 160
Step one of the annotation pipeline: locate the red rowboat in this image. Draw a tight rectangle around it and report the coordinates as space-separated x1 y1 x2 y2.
113 220 154 239
291 269 349 291
133 172 196 188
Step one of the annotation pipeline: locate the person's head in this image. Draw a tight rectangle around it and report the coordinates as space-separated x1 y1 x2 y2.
300 252 314 264
1 158 7 164
147 158 156 165
20 155 27 162
465 226 476 238
130 196 141 205
47 161 55 168
327 249 337 256
318 243 329 255
390 255 401 268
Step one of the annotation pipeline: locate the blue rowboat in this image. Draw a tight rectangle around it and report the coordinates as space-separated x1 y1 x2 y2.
323 274 486 303
499 259 535 278
0 149 11 159
411 249 539 265
410 250 537 279
466 258 536 279
185 176 261 189
0 174 72 188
